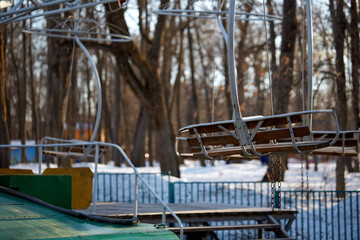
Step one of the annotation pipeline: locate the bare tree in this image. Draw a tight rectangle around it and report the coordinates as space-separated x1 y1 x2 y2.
330 0 347 191
349 0 359 172
0 26 9 168
105 2 180 177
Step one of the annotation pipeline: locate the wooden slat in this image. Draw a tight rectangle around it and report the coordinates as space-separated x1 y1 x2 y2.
186 126 310 147
188 122 235 134
168 223 281 233
312 146 357 157
313 132 356 139
43 150 95 158
253 126 310 143
187 115 303 134
186 135 238 147
246 115 302 129
193 141 330 159
330 140 358 147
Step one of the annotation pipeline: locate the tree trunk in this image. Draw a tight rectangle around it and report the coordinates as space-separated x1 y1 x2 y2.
113 67 121 166
263 0 297 182
29 20 39 162
0 26 9 168
330 0 347 191
186 22 199 125
106 2 180 177
131 105 148 167
195 28 212 122
349 0 359 129
19 26 27 163
236 5 252 114
273 0 297 114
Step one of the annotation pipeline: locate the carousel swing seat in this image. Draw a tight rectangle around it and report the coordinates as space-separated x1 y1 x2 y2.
179 110 340 160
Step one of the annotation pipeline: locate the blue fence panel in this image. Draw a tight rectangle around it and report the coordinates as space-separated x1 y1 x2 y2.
171 181 271 207
96 172 171 203
95 174 360 240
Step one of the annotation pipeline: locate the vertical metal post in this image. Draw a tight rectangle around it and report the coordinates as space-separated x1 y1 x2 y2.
162 206 166 224
92 143 99 213
227 0 249 146
168 181 175 203
134 175 138 217
306 0 313 129
38 145 42 174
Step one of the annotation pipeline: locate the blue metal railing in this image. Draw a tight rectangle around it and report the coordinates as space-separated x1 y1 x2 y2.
95 173 360 240
96 172 171 203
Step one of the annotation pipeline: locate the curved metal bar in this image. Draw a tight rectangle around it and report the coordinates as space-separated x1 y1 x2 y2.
286 116 307 154
22 28 132 42
216 0 228 45
217 124 254 157
153 9 282 21
193 128 217 160
74 9 101 142
6 138 184 240
306 0 313 130
0 0 120 24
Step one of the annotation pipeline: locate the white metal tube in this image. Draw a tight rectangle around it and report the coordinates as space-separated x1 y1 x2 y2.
74 36 102 142
93 143 99 213
306 0 313 129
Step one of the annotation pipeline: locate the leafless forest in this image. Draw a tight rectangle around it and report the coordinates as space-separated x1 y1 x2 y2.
0 0 359 180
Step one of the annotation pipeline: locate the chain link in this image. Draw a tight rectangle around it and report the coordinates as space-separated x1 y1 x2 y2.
301 155 304 191
277 155 281 212
270 156 275 211
306 156 310 192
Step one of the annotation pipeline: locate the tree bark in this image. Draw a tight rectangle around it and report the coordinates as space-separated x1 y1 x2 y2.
19 25 27 163
0 26 9 168
349 0 359 129
236 5 252 114
186 21 200 125
106 2 180 177
131 105 148 167
330 0 347 191
273 0 297 114
263 0 297 182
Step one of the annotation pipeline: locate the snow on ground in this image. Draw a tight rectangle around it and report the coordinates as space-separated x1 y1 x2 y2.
11 158 360 190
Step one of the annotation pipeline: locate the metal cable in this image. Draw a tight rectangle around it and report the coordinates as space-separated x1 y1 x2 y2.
262 0 274 116
61 39 76 140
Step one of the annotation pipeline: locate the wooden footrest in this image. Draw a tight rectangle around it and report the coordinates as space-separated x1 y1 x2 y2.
168 223 281 233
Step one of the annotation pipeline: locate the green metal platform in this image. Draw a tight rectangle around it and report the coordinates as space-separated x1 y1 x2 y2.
0 187 179 240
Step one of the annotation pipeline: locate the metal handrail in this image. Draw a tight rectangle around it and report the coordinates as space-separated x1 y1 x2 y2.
0 138 184 240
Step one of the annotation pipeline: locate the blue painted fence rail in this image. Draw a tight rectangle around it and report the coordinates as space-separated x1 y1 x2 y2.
95 173 360 240
96 172 171 203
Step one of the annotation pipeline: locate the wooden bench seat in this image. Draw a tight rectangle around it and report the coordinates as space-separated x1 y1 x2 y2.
311 146 357 157
178 110 339 159
43 145 107 160
43 150 96 158
193 141 330 159
311 130 359 157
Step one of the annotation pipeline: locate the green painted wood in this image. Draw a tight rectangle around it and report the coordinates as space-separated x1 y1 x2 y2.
0 191 179 240
0 175 72 209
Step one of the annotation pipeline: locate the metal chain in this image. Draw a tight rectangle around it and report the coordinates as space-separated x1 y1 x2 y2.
270 156 275 211
277 155 281 212
300 155 304 191
306 157 310 192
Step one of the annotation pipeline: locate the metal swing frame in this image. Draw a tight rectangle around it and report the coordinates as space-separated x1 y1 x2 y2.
171 0 340 160
0 0 124 25
2 2 186 239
